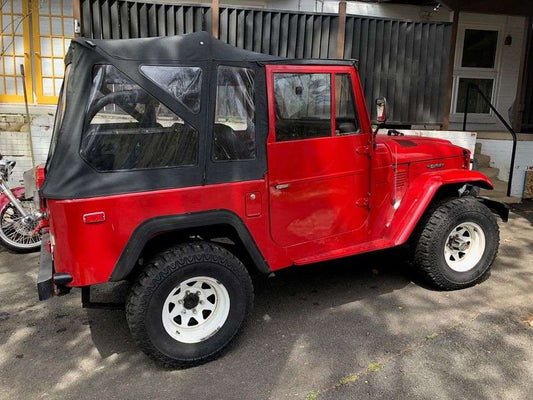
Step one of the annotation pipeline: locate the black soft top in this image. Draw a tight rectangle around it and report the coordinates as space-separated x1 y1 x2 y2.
73 31 356 66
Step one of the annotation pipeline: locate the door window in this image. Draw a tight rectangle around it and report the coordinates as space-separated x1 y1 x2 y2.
273 73 332 141
335 74 360 135
81 65 198 171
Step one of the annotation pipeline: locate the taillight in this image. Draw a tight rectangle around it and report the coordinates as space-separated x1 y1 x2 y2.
36 164 46 188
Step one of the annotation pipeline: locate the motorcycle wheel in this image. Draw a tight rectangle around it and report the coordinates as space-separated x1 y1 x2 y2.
0 197 41 253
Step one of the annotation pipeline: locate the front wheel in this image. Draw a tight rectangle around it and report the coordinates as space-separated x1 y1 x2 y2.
0 197 41 253
413 197 500 290
126 242 254 368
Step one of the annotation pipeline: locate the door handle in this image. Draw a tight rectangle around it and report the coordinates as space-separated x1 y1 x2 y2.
274 183 290 190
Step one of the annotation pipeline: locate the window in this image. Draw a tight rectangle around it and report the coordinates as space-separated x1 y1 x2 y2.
81 65 198 171
453 27 499 116
335 74 360 135
273 73 332 142
140 66 202 113
456 78 493 114
461 29 498 68
213 66 255 161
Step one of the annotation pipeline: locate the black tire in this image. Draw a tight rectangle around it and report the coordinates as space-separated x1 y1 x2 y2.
0 199 41 253
413 196 499 290
126 241 254 368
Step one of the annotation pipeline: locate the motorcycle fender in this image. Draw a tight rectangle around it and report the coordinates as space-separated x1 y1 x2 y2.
0 187 26 211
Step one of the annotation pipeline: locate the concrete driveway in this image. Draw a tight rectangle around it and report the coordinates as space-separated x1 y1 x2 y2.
0 204 531 400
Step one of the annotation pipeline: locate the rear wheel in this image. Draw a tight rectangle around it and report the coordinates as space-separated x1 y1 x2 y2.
413 197 499 290
126 242 253 368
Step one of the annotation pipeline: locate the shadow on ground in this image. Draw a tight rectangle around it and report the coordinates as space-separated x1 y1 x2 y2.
0 206 531 400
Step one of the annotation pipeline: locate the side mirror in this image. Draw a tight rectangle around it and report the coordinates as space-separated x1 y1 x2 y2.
376 97 388 123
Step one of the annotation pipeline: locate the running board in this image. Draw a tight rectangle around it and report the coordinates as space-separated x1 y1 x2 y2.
293 238 394 265
81 286 125 310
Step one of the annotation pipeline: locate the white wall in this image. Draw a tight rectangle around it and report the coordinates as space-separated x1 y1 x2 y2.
477 139 533 197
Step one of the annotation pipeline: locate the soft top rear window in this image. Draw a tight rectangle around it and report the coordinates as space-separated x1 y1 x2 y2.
80 65 198 172
47 64 71 166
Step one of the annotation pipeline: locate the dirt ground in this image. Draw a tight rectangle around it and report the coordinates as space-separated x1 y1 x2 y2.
0 203 531 400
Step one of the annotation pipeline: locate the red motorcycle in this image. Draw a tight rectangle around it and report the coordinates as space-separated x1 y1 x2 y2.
0 154 41 252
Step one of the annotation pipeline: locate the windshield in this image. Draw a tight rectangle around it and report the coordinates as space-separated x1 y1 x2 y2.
46 64 71 169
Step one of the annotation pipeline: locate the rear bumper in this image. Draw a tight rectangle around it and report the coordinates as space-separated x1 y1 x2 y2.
37 234 53 300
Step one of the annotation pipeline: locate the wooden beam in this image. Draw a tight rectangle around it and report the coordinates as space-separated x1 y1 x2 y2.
73 0 81 37
212 0 219 39
337 1 347 59
442 10 459 130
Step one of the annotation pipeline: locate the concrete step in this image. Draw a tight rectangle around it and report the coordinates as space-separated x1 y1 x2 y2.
475 142 482 154
479 166 499 179
475 153 491 168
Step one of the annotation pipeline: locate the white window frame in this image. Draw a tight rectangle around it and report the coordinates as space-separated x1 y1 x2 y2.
450 23 504 123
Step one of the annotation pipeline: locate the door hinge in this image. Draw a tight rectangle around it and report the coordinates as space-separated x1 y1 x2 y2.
356 196 370 208
356 145 371 156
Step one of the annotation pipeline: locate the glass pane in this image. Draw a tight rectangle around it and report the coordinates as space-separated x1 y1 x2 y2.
40 17 50 35
40 38 52 56
335 74 360 135
3 16 12 34
4 58 15 74
13 1 22 13
213 66 255 161
54 78 62 96
52 38 64 57
51 17 62 36
462 29 498 69
15 77 23 95
63 0 73 15
64 18 74 36
14 36 24 55
51 1 61 15
0 79 4 94
140 66 202 113
43 78 54 95
54 58 64 76
49 65 71 160
81 65 198 171
274 73 331 141
15 56 24 73
5 77 15 94
14 16 23 34
456 78 494 114
41 58 53 76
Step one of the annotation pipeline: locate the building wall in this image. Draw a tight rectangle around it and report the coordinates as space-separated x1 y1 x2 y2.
477 138 533 197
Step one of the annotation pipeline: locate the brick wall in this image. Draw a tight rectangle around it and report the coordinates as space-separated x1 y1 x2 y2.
0 115 53 186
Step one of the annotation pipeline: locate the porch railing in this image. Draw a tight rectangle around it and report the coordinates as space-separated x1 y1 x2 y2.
462 83 517 197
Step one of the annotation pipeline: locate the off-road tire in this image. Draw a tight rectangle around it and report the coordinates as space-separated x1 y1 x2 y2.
126 242 254 368
413 196 499 290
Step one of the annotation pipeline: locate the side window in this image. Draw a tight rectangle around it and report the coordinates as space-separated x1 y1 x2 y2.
335 74 360 135
213 66 255 161
140 66 202 113
273 73 331 142
81 65 198 171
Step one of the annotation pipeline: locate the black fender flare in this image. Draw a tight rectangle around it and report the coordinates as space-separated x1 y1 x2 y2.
108 210 271 281
476 197 509 223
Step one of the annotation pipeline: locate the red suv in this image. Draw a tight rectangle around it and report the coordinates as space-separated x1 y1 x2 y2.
35 32 507 367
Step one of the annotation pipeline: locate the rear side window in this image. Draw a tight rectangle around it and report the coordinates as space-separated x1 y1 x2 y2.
335 74 360 135
81 65 198 172
273 73 332 141
140 66 202 113
213 66 255 161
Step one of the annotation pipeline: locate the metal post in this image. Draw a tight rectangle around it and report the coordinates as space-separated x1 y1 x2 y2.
462 83 470 131
20 64 35 168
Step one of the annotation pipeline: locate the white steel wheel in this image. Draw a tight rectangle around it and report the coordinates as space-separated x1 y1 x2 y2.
162 276 231 344
444 221 486 272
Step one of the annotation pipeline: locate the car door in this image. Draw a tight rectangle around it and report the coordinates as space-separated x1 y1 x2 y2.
266 65 371 247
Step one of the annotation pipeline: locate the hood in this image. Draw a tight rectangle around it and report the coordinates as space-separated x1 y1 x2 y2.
376 135 467 164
